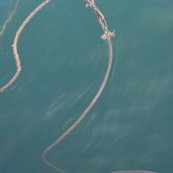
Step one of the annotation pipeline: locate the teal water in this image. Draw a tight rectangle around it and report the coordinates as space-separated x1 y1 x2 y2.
0 0 173 173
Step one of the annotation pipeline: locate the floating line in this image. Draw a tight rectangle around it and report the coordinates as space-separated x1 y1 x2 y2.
0 0 51 93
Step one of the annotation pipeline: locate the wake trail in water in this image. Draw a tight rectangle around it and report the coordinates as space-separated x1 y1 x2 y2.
0 0 19 37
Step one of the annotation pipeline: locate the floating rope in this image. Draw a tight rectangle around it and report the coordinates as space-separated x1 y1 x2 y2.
42 1 157 173
41 0 114 172
0 0 51 93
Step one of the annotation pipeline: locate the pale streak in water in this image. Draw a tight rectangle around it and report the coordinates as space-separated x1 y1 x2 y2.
0 0 19 37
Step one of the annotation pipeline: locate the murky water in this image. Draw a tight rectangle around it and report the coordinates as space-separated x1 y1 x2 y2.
0 1 173 173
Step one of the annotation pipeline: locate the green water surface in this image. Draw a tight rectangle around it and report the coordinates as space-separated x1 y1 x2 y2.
0 0 173 173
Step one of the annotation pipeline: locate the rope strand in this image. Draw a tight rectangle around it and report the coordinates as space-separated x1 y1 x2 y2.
42 0 113 172
0 0 51 93
42 1 157 173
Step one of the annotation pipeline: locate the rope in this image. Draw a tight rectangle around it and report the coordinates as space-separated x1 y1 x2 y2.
0 0 51 93
42 0 113 172
42 33 113 173
112 171 157 173
42 1 157 173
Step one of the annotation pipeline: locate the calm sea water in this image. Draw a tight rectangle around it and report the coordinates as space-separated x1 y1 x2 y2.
0 0 173 173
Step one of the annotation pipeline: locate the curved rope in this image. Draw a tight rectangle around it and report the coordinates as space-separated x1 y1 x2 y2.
42 30 113 173
112 171 157 173
0 0 51 93
41 0 114 172
42 1 158 173
42 1 157 173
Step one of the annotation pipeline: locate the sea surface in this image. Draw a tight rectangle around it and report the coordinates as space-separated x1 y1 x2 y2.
0 0 173 173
